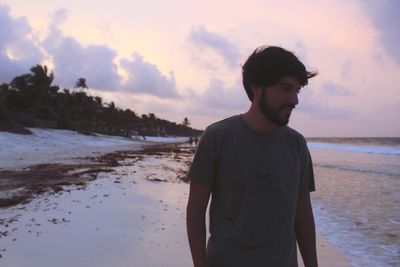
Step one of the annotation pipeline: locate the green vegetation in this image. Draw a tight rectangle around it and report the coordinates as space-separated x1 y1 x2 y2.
0 65 202 137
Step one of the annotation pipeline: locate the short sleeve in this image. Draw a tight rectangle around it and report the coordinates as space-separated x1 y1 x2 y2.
299 139 315 196
187 126 217 188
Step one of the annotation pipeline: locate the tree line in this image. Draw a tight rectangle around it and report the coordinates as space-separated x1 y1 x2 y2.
0 65 202 137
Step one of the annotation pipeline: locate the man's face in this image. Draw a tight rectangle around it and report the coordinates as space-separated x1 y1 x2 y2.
257 76 300 126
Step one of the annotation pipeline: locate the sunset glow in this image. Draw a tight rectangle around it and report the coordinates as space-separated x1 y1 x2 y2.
1 0 399 136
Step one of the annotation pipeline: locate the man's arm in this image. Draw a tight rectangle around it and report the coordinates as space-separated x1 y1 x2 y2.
295 193 318 267
186 182 211 267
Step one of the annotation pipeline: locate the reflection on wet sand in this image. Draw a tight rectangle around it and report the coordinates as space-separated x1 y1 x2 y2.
0 143 195 266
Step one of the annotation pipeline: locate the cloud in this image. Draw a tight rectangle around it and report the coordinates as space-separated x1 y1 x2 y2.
50 8 68 26
341 59 352 80
0 5 44 83
1 5 182 100
186 78 355 121
294 41 307 61
187 25 241 69
44 35 120 90
292 41 319 78
360 1 400 64
184 78 248 117
44 8 178 97
297 86 356 119
320 81 352 96
201 78 247 110
120 53 179 98
42 9 120 89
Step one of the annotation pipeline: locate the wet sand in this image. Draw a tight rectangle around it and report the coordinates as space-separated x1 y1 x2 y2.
0 143 194 266
298 235 351 267
0 142 351 266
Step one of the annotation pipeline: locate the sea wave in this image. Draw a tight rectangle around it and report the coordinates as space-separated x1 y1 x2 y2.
313 163 400 177
307 142 400 156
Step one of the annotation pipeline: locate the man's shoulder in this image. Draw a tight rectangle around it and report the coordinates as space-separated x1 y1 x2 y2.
206 115 242 133
281 126 307 145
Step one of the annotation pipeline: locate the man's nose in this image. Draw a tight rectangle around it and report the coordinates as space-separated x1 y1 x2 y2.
288 91 299 106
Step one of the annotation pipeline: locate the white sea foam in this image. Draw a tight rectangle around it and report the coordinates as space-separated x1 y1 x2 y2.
307 142 400 156
0 128 188 170
310 145 400 267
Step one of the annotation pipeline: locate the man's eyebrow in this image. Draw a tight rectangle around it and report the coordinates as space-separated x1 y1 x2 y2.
278 81 297 88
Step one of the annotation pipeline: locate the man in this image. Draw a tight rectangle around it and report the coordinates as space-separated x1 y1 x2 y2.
186 46 318 267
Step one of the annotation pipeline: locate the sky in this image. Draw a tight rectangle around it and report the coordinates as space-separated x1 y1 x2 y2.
1 0 399 137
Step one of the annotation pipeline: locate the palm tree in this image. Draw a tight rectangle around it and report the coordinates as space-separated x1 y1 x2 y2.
9 74 30 93
0 83 9 117
182 117 190 127
29 65 54 89
75 78 88 91
29 65 57 118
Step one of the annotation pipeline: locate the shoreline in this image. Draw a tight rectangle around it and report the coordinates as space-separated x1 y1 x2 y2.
0 128 188 171
0 129 352 266
298 234 351 267
0 140 195 266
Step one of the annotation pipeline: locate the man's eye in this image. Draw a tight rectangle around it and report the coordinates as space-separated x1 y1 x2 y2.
278 83 300 93
280 86 291 92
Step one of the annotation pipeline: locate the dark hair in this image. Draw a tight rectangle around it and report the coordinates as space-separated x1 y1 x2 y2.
242 45 318 100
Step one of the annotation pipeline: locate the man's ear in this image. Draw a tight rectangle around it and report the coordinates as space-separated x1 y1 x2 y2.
251 84 262 100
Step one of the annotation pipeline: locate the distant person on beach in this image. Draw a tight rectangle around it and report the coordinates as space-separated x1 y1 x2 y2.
194 136 199 146
186 46 318 267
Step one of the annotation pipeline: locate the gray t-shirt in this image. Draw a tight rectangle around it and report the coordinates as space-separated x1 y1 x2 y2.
188 115 315 267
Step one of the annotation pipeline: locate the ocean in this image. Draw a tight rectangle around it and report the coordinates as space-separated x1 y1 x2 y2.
306 138 400 267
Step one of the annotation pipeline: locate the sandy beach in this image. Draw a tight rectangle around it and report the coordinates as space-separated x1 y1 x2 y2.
0 129 352 267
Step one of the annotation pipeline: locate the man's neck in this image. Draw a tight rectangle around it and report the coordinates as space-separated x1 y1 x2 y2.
242 105 277 134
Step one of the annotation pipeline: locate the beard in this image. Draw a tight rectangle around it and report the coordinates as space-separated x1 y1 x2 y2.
258 89 295 126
